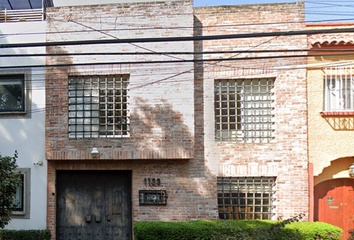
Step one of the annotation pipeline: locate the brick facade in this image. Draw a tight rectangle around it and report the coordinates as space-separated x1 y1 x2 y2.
45 1 309 239
46 1 217 239
195 2 309 219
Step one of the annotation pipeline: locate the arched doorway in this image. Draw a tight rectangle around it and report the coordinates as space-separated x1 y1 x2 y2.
315 178 354 240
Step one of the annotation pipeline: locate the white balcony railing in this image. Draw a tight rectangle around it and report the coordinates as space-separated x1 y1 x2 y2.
0 8 44 22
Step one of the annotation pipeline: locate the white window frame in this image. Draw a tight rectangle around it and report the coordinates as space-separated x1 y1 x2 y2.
324 67 354 112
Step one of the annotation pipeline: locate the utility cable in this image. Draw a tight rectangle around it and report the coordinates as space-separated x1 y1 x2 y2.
1 49 354 58
1 27 354 49
67 20 186 61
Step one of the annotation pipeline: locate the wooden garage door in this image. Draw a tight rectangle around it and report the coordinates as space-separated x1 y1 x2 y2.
315 178 354 240
56 171 132 240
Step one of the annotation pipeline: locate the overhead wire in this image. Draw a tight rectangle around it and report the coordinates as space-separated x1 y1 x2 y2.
1 27 354 49
1 48 354 58
0 11 350 40
14 48 354 115
67 20 186 62
20 57 345 115
2 1 354 113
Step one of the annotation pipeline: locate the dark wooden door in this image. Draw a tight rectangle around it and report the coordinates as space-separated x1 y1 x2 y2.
315 178 354 240
56 171 132 240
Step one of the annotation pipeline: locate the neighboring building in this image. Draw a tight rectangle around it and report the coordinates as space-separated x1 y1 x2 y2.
44 1 309 239
307 23 354 239
0 0 53 230
195 1 309 221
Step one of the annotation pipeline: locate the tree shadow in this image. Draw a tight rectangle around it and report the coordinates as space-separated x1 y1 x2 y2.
130 97 194 158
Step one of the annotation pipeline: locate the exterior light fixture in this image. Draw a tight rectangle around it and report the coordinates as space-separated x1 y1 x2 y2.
349 163 354 178
91 147 99 159
33 160 43 166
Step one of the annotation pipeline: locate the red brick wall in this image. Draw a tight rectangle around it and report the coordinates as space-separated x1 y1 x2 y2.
45 1 195 161
45 1 217 239
45 1 309 239
46 160 217 239
195 2 309 220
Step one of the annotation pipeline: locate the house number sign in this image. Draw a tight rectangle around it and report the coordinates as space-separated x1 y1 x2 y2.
144 178 161 187
139 190 168 206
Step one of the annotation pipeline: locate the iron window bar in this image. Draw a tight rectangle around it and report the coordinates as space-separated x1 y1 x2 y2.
68 75 129 139
215 78 275 143
324 66 354 112
217 177 275 220
139 190 168 206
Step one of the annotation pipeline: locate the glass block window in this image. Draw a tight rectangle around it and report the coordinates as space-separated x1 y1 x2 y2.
217 177 275 220
0 74 25 112
69 75 129 138
215 79 275 143
324 67 354 111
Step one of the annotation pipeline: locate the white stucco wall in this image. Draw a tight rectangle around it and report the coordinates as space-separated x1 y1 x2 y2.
0 21 47 230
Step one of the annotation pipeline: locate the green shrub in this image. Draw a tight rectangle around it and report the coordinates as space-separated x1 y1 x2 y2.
0 229 51 240
134 220 342 240
285 222 342 240
0 152 22 229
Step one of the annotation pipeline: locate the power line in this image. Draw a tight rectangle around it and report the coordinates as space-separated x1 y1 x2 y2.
0 12 348 39
0 20 307 39
1 27 354 49
1 49 354 58
0 52 353 69
16 59 349 115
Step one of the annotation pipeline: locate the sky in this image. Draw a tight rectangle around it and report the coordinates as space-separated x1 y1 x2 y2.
51 0 354 23
194 0 354 23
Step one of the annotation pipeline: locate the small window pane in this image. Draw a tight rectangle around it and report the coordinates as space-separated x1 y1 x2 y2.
324 67 354 111
215 79 274 143
69 75 130 138
13 174 24 212
0 75 25 112
217 177 275 220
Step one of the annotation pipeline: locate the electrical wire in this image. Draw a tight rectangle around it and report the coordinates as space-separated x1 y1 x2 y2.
1 49 354 58
1 27 354 49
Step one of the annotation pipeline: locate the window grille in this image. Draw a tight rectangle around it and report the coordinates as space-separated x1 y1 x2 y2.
217 177 275 220
69 75 129 138
215 79 275 143
324 66 354 111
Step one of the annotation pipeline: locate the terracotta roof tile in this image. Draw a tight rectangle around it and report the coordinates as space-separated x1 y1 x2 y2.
308 33 354 47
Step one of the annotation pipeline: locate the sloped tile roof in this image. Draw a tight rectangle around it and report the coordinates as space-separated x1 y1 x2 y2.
307 23 354 48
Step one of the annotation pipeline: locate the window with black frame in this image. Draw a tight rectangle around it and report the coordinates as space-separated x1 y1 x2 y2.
12 168 30 219
13 174 24 212
0 74 25 113
217 177 275 220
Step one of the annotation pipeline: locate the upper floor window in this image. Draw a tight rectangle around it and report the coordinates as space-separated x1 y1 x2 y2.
0 74 25 113
324 67 354 111
69 75 130 138
215 78 275 143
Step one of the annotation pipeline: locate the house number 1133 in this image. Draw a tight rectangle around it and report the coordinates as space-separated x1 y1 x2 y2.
144 178 161 187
